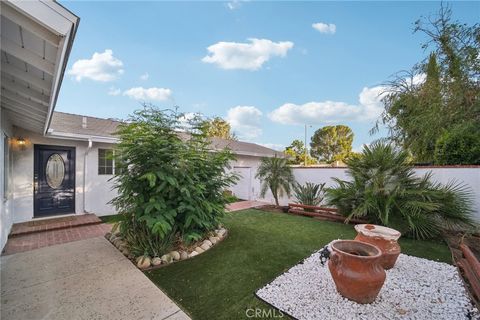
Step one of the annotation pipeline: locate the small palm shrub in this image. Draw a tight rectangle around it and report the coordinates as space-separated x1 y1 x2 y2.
293 182 325 209
256 156 295 206
326 142 475 239
111 106 238 257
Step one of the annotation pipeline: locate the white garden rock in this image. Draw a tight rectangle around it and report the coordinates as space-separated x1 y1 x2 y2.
169 251 181 261
161 254 173 264
151 257 162 266
130 229 228 269
256 252 479 320
216 229 227 238
136 256 151 270
179 251 189 260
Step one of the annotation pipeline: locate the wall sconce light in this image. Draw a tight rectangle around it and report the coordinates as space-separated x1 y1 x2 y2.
16 137 27 150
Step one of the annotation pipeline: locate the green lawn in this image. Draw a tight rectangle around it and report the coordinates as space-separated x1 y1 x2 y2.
99 214 124 224
146 209 451 320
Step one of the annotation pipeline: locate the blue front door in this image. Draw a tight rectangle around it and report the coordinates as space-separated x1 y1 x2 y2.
34 145 75 217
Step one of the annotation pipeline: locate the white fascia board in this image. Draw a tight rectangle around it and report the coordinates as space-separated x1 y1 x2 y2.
47 131 119 144
36 2 80 136
5 0 78 36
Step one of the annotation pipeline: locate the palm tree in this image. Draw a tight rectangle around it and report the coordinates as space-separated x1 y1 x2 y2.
326 142 475 239
256 156 295 206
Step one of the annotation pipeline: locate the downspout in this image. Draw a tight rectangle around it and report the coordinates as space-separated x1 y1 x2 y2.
83 138 92 213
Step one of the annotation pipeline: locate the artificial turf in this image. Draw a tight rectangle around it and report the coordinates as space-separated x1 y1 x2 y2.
145 209 452 320
99 214 124 224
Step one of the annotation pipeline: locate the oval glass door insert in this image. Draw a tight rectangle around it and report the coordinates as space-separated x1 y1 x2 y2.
46 153 65 189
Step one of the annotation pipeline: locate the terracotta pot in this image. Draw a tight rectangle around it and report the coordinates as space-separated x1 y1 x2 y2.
354 224 401 270
328 240 386 304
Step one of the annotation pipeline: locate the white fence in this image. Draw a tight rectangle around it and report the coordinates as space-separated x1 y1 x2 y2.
232 166 480 223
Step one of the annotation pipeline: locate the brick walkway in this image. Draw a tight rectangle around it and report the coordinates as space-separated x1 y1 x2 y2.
226 200 269 212
2 215 111 256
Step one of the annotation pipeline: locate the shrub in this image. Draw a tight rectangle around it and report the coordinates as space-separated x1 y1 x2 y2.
111 107 238 256
326 142 475 239
256 156 295 206
293 182 325 208
434 122 480 165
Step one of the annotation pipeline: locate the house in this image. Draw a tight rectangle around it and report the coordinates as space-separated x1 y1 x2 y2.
1 0 80 251
0 1 282 252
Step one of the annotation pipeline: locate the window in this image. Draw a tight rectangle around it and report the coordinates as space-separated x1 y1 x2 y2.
98 148 114 175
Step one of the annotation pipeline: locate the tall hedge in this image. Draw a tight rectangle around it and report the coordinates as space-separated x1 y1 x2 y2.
434 123 480 165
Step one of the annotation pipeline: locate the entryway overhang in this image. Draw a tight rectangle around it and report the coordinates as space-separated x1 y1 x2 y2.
1 0 79 134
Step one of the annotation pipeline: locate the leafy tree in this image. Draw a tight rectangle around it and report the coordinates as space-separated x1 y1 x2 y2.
200 117 237 140
285 139 317 165
375 5 480 163
111 106 238 256
256 156 295 206
310 125 354 163
326 142 475 239
434 122 480 165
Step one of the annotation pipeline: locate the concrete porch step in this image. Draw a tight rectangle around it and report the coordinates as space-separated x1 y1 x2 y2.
8 214 103 238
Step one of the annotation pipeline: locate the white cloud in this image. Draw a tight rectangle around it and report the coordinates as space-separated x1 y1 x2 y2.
226 106 263 139
123 87 172 101
202 38 294 71
269 85 387 125
107 86 121 96
312 22 336 34
68 49 124 82
140 72 149 81
178 112 200 131
411 73 426 86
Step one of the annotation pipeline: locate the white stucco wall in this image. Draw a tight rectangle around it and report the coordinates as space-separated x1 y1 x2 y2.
11 129 119 224
229 155 264 201
253 167 480 223
84 144 117 215
8 134 269 228
0 108 14 251
12 128 87 222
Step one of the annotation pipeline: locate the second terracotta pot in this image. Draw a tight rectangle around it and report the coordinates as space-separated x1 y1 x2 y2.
354 224 401 270
328 240 386 304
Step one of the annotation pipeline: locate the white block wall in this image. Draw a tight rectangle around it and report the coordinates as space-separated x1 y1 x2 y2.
251 167 480 223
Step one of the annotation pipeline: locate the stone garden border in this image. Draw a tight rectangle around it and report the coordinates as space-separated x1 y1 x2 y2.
105 227 228 271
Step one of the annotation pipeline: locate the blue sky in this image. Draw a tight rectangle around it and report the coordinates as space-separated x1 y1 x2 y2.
56 1 479 151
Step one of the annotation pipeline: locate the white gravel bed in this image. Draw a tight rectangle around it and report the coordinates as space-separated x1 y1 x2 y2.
256 252 479 320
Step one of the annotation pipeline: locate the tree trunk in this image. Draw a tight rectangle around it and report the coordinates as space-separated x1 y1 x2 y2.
273 193 279 207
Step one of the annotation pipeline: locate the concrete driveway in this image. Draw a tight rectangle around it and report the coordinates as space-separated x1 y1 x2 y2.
1 237 190 320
